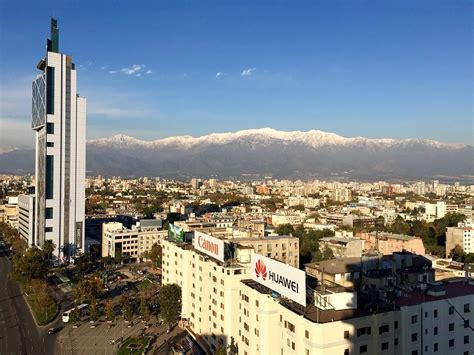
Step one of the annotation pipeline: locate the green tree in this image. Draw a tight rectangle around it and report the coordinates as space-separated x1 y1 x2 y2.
274 224 295 236
139 296 150 321
73 278 104 303
464 253 474 264
449 245 465 262
11 248 48 284
42 240 56 261
148 243 162 267
159 284 182 329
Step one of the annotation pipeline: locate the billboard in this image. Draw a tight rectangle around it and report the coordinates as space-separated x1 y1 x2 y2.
251 253 306 306
193 231 225 262
168 224 184 242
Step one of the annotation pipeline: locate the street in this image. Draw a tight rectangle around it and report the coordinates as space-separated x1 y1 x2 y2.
0 251 57 355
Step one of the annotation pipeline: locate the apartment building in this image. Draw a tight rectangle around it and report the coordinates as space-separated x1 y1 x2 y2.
101 220 166 260
446 220 473 257
357 231 426 255
161 234 252 353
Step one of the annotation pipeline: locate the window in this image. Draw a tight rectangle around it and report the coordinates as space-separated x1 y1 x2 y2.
411 351 418 355
344 350 349 355
394 321 398 329
256 300 259 307
305 330 309 339
46 155 54 199
411 333 418 342
360 345 367 353
45 207 53 219
46 67 54 114
464 335 469 344
285 321 295 333
379 325 389 334
381 342 389 351
449 306 454 314
449 339 454 347
46 142 54 147
434 326 438 335
434 343 438 352
433 309 438 318
394 338 398 346
449 323 454 331
45 227 53 232
46 122 54 134
344 330 349 339
357 327 371 336
464 304 470 313
411 315 418 324
464 320 470 328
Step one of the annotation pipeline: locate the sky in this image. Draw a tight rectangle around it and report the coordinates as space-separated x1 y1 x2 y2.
0 0 472 150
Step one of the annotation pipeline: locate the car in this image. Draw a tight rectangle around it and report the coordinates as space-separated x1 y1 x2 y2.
47 328 55 335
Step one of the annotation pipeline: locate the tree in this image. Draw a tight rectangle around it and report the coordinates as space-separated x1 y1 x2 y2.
148 243 162 268
274 224 295 236
114 251 123 265
73 278 104 303
464 253 474 264
69 307 80 324
449 245 465 262
121 294 132 321
159 284 182 329
322 246 334 260
105 299 115 322
42 240 56 261
11 248 48 284
139 296 150 321
89 300 99 322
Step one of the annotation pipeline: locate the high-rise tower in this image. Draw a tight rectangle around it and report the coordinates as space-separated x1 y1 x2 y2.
32 18 86 260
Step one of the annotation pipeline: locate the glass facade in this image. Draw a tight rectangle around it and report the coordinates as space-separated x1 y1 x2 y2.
32 74 46 129
45 155 54 199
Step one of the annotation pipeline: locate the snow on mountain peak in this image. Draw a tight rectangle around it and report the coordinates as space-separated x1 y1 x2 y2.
88 128 465 150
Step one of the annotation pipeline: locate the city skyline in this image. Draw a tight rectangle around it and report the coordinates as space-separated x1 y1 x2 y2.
0 0 472 150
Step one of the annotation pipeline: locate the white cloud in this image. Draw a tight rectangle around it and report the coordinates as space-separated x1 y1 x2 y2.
136 73 142 77
100 66 107 70
145 69 153 75
121 64 145 75
216 72 224 78
241 67 256 76
109 70 117 74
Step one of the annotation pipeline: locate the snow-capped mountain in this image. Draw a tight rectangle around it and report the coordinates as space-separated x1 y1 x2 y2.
88 128 465 150
1 128 472 180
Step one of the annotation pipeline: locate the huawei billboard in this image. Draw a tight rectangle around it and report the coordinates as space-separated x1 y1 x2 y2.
251 253 306 306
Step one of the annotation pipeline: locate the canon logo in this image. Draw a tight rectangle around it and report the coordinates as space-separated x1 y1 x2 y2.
197 235 218 255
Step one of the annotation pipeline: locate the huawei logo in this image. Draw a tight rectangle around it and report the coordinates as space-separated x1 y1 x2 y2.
255 259 267 280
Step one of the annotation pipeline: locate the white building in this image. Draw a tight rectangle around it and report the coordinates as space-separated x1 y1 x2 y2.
18 194 35 247
31 18 86 259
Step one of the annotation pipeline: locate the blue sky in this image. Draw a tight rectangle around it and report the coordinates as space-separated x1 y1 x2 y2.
0 0 472 149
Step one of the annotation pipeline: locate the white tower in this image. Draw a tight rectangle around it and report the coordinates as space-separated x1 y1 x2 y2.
32 18 86 260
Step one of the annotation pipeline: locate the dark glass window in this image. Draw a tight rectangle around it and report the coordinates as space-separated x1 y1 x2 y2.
434 343 438 352
464 304 470 313
464 335 469 344
411 333 418 342
449 339 454 347
46 155 54 199
360 345 367 353
47 122 54 134
46 142 54 147
46 66 54 114
381 342 389 351
434 326 438 335
45 208 53 219
449 323 454 331
45 227 53 232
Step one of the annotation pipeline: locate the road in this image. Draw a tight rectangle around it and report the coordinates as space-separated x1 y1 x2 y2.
0 250 58 355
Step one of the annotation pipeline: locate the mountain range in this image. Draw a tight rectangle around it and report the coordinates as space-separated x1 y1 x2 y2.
1 128 473 181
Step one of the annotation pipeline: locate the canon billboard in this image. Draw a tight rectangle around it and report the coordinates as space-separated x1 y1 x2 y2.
251 253 306 306
193 231 225 262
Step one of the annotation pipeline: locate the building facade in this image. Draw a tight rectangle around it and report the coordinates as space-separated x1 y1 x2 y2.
18 194 35 246
32 18 86 259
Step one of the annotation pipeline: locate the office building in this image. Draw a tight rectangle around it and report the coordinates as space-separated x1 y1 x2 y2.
31 18 86 259
18 194 35 246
